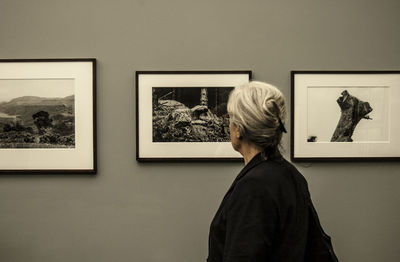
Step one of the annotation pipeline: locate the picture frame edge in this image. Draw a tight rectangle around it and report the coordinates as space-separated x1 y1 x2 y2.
135 70 252 162
0 58 97 173
290 70 400 162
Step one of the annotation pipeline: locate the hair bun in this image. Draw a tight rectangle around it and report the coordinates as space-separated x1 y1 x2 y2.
227 81 287 154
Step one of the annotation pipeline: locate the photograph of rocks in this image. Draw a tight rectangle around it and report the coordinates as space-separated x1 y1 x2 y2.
152 86 233 142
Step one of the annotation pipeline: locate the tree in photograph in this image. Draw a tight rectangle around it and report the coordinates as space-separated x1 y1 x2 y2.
200 88 208 107
331 90 373 142
32 111 53 134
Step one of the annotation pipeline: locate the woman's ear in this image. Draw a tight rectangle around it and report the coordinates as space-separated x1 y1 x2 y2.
237 130 242 140
231 123 241 139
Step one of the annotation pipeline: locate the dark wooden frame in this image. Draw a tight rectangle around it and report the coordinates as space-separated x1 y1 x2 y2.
0 58 97 173
291 70 400 162
136 70 252 162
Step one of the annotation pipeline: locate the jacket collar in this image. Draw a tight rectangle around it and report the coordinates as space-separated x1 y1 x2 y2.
225 152 266 195
235 152 265 181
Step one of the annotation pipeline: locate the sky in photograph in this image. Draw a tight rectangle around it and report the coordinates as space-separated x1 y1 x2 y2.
0 79 74 103
307 86 389 142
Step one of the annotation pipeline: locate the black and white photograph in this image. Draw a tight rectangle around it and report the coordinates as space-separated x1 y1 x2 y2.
152 86 233 143
307 86 389 143
136 71 251 161
0 79 75 148
291 71 400 161
0 59 96 173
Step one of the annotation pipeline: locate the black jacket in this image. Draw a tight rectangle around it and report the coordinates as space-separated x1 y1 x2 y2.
208 153 310 262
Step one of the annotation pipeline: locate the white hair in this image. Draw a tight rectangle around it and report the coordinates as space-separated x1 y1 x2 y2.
227 81 287 154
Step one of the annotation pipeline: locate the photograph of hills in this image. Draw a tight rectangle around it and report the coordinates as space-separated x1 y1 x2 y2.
0 79 75 148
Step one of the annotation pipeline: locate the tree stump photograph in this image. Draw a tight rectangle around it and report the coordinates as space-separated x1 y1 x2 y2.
331 90 373 142
306 86 389 143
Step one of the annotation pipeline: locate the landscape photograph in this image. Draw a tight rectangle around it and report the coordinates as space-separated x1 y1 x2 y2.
0 79 75 148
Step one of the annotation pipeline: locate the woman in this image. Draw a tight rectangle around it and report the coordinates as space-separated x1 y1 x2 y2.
207 81 314 261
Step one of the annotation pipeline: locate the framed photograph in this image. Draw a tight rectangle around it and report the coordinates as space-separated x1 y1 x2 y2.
136 70 251 161
291 71 400 161
0 59 96 173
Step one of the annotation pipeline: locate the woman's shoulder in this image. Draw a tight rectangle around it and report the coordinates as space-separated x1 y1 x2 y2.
244 157 297 179
237 157 308 195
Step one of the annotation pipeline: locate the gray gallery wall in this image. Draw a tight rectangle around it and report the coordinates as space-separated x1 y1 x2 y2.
0 0 399 261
